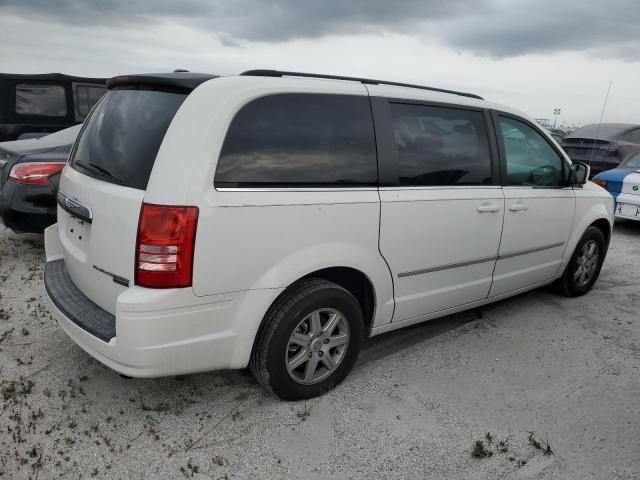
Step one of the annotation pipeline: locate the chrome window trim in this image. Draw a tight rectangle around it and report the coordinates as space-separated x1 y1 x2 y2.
501 186 573 190
398 241 565 278
215 187 379 193
216 186 501 193
379 185 502 191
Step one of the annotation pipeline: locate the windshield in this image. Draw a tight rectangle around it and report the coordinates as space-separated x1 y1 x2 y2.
70 88 186 190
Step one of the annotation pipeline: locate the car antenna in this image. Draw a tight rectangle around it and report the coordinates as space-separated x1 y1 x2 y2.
588 80 613 165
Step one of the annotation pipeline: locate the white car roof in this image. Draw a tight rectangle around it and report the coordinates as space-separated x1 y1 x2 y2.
364 82 528 118
202 74 535 125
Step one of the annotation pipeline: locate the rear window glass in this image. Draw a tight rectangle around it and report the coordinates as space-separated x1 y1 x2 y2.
74 84 107 121
627 129 640 144
70 88 186 190
15 84 67 117
625 153 640 168
215 93 377 187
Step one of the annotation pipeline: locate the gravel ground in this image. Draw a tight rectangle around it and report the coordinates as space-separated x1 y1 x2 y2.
0 221 639 480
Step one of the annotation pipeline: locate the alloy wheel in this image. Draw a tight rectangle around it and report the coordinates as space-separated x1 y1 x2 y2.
285 308 350 385
574 240 600 287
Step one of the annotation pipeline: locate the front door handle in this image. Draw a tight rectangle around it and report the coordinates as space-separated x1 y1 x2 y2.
509 201 529 212
477 203 500 213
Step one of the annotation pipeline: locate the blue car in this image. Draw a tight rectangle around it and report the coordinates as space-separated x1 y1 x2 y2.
593 151 640 221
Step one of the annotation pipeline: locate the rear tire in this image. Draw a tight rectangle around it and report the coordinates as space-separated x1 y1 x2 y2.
557 226 606 297
250 278 364 400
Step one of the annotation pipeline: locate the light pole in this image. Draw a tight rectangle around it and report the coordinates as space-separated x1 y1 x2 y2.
553 108 561 128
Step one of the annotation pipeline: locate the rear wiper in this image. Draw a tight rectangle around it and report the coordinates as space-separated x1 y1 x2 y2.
75 160 123 184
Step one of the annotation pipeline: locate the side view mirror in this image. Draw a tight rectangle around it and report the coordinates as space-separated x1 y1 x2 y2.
569 162 590 186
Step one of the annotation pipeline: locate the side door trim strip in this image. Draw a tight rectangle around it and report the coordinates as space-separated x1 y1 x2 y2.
398 242 565 277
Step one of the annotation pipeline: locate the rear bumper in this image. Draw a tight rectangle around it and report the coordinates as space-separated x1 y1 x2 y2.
45 260 116 341
43 226 281 377
614 193 640 221
44 289 238 378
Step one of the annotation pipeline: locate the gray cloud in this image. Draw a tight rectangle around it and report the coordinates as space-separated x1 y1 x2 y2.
2 0 640 60
198 0 483 42
0 0 481 40
439 1 640 59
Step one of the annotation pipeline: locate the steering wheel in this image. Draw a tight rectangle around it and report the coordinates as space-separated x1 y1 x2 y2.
528 164 558 186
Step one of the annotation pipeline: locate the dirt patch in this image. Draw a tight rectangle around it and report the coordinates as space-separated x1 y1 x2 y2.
0 221 639 479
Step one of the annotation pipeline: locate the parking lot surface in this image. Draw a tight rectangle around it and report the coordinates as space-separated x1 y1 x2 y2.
0 222 638 479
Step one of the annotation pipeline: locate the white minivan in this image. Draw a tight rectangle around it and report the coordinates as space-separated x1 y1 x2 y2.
44 71 614 400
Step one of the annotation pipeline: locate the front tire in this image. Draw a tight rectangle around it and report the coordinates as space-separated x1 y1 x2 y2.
250 278 364 400
557 226 606 297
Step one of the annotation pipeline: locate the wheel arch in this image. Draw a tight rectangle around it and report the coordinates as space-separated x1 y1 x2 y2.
560 196 614 274
247 265 379 366
589 217 612 247
299 266 376 330
262 265 378 331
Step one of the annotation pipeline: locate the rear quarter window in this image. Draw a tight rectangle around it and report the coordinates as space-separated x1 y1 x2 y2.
215 93 377 187
70 88 186 190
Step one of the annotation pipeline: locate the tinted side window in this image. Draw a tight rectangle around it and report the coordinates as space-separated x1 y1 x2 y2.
390 103 492 186
15 84 67 116
499 116 565 187
74 84 107 121
215 94 377 187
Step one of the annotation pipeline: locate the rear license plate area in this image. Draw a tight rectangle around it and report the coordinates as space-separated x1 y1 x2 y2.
616 202 640 218
65 215 89 245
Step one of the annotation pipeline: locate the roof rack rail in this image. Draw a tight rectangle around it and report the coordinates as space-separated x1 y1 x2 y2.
240 69 483 100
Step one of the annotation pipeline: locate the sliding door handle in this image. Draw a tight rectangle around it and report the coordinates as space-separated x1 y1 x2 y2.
477 203 500 213
509 202 529 212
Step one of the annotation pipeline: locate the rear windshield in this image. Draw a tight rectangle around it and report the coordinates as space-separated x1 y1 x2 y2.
70 88 186 190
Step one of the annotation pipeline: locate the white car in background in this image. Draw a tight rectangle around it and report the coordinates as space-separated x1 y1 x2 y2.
44 70 614 400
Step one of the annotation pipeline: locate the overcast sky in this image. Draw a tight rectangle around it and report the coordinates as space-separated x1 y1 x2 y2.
1 0 639 127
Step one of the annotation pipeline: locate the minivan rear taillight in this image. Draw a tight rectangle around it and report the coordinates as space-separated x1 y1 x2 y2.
135 203 199 288
9 162 65 184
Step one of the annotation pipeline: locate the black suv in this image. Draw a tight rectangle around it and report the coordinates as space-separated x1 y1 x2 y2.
0 73 106 142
